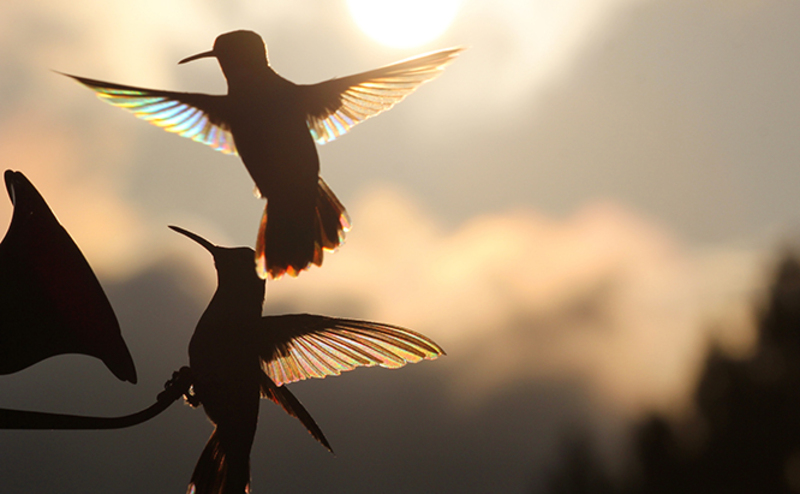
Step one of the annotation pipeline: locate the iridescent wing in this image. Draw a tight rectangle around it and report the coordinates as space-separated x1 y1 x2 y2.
61 73 237 155
302 47 464 144
259 314 445 386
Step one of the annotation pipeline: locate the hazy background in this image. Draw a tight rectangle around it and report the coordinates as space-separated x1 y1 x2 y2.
0 0 798 492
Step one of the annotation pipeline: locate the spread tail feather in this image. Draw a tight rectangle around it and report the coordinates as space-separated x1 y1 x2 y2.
187 428 252 494
255 178 349 279
315 177 350 252
260 374 333 453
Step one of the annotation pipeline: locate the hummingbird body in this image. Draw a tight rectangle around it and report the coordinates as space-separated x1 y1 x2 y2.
188 249 264 421
222 62 322 273
66 31 463 278
173 230 319 494
217 43 319 202
170 226 445 493
187 246 264 494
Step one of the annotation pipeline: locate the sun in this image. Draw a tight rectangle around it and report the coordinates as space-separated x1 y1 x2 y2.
346 0 461 49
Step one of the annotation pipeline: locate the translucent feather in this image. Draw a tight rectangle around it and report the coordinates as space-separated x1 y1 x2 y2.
260 315 445 386
62 73 238 155
305 47 464 144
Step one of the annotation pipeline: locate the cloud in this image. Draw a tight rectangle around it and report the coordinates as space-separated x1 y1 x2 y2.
440 0 644 114
0 110 152 280
264 185 762 414
0 2 792 492
0 0 778 417
0 186 763 492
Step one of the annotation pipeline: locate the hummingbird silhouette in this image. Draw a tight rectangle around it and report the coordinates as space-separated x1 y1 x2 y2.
64 30 463 279
0 170 136 383
169 225 444 494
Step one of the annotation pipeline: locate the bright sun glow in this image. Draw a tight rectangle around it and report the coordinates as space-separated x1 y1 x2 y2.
347 0 461 48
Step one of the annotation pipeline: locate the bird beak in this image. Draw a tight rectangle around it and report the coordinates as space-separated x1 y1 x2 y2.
178 50 216 65
168 225 218 255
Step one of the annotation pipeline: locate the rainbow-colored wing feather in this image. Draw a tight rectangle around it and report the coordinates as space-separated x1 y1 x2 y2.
303 47 464 144
259 314 444 386
62 73 237 155
63 47 463 149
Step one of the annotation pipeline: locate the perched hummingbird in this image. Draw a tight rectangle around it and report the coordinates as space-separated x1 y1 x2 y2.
65 30 463 279
0 170 136 383
170 226 444 494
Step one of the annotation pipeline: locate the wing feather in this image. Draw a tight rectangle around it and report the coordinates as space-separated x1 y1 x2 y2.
61 73 237 155
302 47 464 144
259 314 444 386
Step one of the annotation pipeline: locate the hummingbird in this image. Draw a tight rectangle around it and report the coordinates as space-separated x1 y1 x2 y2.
64 30 463 280
0 170 136 383
169 225 444 494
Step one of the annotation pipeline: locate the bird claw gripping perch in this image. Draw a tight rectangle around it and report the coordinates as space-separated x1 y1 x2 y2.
158 366 195 404
164 366 202 408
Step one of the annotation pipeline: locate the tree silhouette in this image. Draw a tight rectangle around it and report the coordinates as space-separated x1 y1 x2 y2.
546 435 615 494
547 253 800 493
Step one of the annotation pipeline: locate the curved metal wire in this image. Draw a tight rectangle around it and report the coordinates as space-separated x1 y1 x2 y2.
0 367 192 430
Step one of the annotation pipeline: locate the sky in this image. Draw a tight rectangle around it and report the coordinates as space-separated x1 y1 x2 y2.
0 0 799 492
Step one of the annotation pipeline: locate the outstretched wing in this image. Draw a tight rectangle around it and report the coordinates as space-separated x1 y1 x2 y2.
61 73 237 155
301 47 464 144
259 314 445 386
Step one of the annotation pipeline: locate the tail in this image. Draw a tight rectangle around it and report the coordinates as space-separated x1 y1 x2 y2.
260 374 334 453
187 427 253 494
255 178 350 279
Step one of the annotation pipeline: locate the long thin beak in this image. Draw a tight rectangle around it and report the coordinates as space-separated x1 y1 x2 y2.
178 50 216 65
168 225 218 255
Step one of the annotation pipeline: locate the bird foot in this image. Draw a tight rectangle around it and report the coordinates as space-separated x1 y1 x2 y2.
157 366 194 404
183 385 202 408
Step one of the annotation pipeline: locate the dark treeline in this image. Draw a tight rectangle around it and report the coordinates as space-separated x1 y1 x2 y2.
546 253 800 494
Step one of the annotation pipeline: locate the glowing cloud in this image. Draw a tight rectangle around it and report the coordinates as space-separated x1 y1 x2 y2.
0 112 151 281
264 186 761 414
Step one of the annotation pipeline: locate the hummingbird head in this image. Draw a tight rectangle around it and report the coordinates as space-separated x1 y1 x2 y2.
168 226 264 294
179 30 269 81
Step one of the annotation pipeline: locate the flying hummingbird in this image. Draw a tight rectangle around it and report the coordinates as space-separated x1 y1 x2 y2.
169 225 444 493
64 30 463 279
